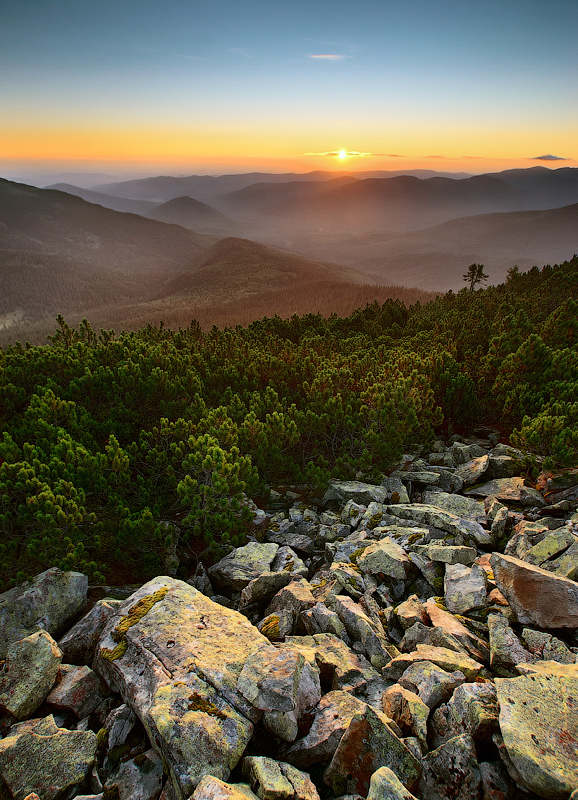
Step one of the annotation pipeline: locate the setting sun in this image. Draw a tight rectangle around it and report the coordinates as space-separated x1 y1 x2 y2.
338 149 348 160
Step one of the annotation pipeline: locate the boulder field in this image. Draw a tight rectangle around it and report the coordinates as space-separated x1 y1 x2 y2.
0 435 577 800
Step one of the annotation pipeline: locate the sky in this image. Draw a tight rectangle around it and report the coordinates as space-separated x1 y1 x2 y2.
1 0 577 180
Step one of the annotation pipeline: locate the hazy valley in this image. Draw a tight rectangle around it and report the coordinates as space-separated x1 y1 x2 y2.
1 166 578 342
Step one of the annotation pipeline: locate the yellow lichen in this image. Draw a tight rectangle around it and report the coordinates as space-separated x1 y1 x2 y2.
112 587 169 642
100 586 169 662
260 615 281 640
100 641 128 662
188 693 227 719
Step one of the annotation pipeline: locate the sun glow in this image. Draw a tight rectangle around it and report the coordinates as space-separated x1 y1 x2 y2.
338 149 348 160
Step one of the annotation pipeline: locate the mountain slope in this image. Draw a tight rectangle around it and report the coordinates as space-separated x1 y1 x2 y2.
45 183 157 215
257 174 530 232
157 236 374 304
307 203 578 291
145 196 237 234
0 178 214 273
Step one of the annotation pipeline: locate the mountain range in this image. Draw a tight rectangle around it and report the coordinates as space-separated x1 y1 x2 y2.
1 166 577 341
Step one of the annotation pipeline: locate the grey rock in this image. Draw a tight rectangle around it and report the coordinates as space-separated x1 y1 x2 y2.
446 681 499 741
283 690 368 768
396 660 466 709
328 595 390 669
0 567 88 659
385 504 492 547
243 757 319 800
209 542 280 591
382 684 429 750
444 563 487 614
465 477 545 506
380 477 410 504
94 577 266 797
422 490 485 520
418 733 481 800
0 715 97 800
454 455 490 486
299 602 350 643
419 544 478 565
385 645 483 682
191 776 259 800
323 481 388 507
105 748 164 800
323 705 421 796
0 630 62 719
356 537 411 580
58 598 121 665
104 703 137 750
488 613 535 675
271 547 309 578
522 628 576 664
240 571 294 607
47 663 110 718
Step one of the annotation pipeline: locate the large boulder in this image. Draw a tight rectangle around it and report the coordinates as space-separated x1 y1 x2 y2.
0 568 88 658
495 664 578 798
94 577 275 797
490 553 578 628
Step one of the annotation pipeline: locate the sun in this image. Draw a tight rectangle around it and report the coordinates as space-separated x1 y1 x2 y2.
337 149 348 160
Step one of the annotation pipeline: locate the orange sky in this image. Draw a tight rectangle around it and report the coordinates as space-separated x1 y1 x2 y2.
2 0 576 180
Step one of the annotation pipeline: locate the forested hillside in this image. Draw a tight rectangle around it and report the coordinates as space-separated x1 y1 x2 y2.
0 257 576 588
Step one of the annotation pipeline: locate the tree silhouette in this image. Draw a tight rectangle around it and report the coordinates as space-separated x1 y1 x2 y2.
463 263 489 291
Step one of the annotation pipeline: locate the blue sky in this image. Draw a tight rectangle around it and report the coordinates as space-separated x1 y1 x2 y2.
2 0 576 176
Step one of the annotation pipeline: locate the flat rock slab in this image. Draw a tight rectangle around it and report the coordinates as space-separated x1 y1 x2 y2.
465 477 545 506
0 568 87 659
495 665 578 798
323 481 388 506
94 577 278 797
490 553 578 628
385 504 492 547
384 644 483 681
0 715 97 800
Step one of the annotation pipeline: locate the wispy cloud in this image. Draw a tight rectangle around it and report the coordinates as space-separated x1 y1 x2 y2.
531 154 570 161
229 48 254 59
305 150 394 158
140 47 205 61
308 54 351 61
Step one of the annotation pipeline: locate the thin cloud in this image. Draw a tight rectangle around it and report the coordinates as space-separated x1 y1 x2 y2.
308 54 351 61
229 48 254 59
304 151 393 158
531 154 570 161
140 47 205 61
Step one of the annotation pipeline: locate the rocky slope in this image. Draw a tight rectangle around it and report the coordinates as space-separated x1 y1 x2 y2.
0 433 577 800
